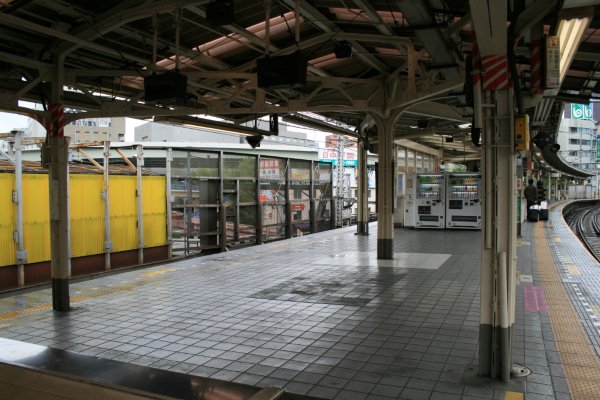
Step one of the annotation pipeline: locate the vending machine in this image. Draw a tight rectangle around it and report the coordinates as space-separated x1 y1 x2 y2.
445 173 482 229
415 173 445 228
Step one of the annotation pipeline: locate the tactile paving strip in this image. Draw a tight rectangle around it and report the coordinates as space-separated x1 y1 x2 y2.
0 271 172 321
535 220 600 399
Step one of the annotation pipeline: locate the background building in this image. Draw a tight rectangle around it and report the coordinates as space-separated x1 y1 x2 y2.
556 103 599 194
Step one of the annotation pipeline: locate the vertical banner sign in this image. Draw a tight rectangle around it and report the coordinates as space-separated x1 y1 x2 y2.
545 36 560 89
571 103 593 120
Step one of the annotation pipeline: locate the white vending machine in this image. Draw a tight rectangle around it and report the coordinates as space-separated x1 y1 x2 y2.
415 173 445 229
445 173 482 229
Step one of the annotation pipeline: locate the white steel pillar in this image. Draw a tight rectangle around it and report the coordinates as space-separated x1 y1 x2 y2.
103 141 111 270
374 115 396 260
471 0 517 381
136 145 144 264
13 130 27 287
479 88 517 381
357 135 369 235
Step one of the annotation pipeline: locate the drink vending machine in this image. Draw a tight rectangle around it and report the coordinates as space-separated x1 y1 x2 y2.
415 173 445 228
445 173 481 229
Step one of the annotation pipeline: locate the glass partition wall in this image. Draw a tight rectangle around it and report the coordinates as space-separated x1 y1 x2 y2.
169 150 333 255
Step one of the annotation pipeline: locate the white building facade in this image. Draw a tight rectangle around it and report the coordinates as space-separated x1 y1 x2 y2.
556 103 599 194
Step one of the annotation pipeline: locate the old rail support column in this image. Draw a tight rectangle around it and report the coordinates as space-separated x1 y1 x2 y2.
375 116 396 260
46 103 70 311
470 0 517 380
357 134 369 236
256 155 263 244
310 161 317 234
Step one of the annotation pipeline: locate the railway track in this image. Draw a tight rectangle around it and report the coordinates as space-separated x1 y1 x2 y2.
566 204 600 261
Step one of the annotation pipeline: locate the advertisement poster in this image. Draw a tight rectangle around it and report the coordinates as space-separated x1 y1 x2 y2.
259 158 282 180
319 148 358 167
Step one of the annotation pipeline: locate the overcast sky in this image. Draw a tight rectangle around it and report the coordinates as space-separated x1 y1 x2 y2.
0 112 29 132
0 111 332 144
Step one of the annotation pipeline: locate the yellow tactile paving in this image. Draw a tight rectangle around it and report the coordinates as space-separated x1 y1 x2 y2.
534 221 600 400
567 264 581 275
504 391 524 400
139 267 177 278
0 273 172 322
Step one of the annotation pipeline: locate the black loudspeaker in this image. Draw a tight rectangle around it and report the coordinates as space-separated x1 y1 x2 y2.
269 114 279 134
334 42 352 58
246 135 263 148
257 52 307 89
471 127 481 147
144 71 187 103
417 119 428 129
206 1 234 25
464 54 474 107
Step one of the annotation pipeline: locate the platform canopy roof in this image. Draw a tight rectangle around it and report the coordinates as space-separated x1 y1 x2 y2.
0 1 598 165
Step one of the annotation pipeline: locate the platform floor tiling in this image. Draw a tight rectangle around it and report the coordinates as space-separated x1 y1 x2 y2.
1 204 598 400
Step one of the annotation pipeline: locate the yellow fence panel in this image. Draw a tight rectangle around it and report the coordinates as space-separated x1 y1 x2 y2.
0 174 16 267
109 175 138 252
143 176 167 247
70 174 105 257
22 174 50 264
1 172 167 266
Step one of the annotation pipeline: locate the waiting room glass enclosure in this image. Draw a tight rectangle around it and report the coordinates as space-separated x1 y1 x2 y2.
169 150 333 255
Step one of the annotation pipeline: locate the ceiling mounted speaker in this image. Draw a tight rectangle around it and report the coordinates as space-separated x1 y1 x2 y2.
417 119 428 129
334 42 352 58
206 1 234 25
144 70 187 103
257 52 307 89
246 135 263 148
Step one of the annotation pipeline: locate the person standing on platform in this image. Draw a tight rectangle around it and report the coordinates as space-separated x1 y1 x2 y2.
524 179 537 220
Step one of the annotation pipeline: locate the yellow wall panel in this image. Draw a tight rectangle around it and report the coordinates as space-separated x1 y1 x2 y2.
109 175 138 252
70 174 104 257
1 172 168 266
0 174 16 267
22 174 50 264
142 176 167 247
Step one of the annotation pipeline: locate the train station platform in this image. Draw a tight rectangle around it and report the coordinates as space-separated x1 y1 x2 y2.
1 201 600 400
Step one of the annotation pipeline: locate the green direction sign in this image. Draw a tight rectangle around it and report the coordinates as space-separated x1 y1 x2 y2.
571 103 593 120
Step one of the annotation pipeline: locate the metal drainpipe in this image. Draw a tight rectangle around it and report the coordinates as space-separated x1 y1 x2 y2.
136 145 144 265
166 148 173 258
14 130 27 287
498 251 510 382
103 141 111 270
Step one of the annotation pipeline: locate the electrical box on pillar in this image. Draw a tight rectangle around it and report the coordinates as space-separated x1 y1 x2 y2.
514 114 530 152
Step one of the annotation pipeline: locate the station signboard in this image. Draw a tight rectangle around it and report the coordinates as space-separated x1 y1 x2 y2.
571 103 593 120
